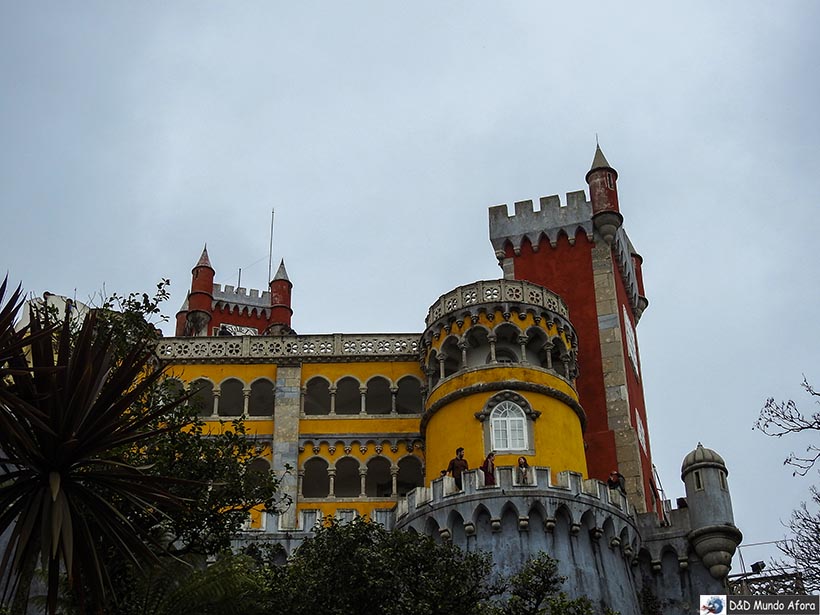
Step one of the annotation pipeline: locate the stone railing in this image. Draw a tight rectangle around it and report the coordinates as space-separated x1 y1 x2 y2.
425 279 569 327
156 333 421 362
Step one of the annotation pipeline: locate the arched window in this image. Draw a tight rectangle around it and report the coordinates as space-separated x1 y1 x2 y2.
335 377 360 415
190 379 214 417
365 377 391 415
304 377 331 415
219 378 244 416
396 455 424 496
396 377 423 414
491 401 527 451
302 457 330 498
249 379 275 416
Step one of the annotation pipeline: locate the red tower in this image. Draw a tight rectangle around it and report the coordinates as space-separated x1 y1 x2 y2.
489 146 656 513
267 260 293 332
176 245 215 336
176 248 296 336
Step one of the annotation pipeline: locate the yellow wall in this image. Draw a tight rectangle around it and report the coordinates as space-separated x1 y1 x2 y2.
424 366 586 483
301 360 423 384
299 417 420 436
166 363 278 385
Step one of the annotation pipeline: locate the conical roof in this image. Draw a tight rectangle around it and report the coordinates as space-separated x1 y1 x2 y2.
585 144 619 183
272 259 291 283
195 244 213 269
589 144 612 172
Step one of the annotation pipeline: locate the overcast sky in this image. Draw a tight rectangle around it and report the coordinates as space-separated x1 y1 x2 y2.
2 2 818 571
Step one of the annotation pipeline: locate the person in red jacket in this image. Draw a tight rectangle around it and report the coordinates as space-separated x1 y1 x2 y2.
480 451 496 486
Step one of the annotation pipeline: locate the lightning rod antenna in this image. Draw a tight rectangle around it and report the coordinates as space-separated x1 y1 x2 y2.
267 208 275 283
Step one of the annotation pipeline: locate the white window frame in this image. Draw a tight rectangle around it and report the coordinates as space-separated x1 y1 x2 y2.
490 400 528 451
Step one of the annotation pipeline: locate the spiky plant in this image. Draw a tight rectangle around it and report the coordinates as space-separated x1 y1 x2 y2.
0 278 190 614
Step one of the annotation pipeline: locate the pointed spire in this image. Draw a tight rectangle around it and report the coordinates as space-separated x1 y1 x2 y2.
589 144 612 173
272 259 290 283
195 244 213 269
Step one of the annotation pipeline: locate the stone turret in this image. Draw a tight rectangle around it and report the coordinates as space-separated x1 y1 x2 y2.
585 145 623 245
681 443 742 579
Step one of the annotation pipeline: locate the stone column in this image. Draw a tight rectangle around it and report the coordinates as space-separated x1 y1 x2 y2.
391 466 399 497
518 335 528 364
272 365 302 529
488 334 497 363
359 386 367 415
242 387 251 417
543 341 553 370
390 386 398 415
329 386 337 415
359 467 367 497
328 467 336 498
212 390 220 417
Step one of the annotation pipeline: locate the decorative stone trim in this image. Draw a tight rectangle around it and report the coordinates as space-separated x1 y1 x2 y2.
422 381 586 434
425 280 569 328
156 333 420 363
474 391 542 422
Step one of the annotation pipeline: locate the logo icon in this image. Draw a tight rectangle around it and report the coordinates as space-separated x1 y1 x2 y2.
700 595 725 614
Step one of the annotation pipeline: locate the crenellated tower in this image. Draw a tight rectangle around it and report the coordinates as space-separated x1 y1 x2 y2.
489 146 655 514
175 248 296 336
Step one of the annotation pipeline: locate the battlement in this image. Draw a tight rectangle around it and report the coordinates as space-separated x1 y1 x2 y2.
213 283 272 307
489 191 593 256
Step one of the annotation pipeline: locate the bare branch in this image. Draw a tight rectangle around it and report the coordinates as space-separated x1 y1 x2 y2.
755 378 820 474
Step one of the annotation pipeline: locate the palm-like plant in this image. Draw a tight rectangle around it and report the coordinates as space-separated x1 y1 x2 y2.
0 278 190 614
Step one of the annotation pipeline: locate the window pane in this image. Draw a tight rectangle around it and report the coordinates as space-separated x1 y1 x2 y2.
510 420 526 449
494 422 508 449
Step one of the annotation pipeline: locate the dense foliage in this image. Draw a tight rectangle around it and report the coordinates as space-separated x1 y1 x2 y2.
0 278 284 614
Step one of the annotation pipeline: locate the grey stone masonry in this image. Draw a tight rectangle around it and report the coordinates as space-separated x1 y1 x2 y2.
396 466 641 615
591 241 647 513
488 192 593 257
273 365 301 530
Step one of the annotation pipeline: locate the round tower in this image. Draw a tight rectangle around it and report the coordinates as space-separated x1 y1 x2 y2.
681 443 742 579
419 279 587 484
585 145 623 244
268 259 293 331
186 245 215 336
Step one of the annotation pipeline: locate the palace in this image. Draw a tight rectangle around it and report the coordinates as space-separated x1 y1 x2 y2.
161 146 742 614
